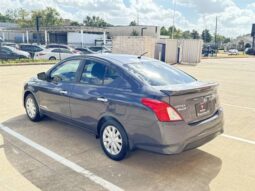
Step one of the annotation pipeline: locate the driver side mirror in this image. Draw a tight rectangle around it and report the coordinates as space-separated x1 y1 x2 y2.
37 72 47 81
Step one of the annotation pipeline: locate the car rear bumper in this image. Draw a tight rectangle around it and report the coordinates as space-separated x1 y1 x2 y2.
135 108 224 154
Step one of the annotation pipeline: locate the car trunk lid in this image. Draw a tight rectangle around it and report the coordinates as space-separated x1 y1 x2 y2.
156 81 219 124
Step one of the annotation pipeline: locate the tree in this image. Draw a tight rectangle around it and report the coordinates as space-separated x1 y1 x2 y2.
245 43 251 48
130 29 139 36
129 20 137 26
160 26 169 36
182 30 191 39
31 7 64 27
201 29 212 43
168 26 176 38
190 30 200 39
70 21 80 26
16 8 30 27
174 29 183 39
0 12 15 22
83 16 113 27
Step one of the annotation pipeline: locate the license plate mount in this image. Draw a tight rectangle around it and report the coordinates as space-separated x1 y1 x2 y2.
195 101 210 116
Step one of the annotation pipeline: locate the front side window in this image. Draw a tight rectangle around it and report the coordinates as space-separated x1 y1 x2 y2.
50 60 80 82
123 61 196 86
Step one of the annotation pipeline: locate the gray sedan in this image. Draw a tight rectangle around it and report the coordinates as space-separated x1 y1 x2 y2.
23 54 224 160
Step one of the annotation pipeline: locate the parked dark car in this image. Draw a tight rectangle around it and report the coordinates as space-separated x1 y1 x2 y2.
23 54 224 160
245 48 255 55
0 46 30 60
19 44 44 58
87 46 111 53
75 47 95 54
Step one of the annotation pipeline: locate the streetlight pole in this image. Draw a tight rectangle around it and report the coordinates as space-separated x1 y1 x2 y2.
171 0 176 39
215 16 218 56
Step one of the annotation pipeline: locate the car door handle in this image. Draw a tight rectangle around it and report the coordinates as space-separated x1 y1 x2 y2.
59 90 68 95
97 97 108 102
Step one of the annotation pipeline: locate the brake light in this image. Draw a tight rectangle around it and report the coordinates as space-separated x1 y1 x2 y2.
141 98 183 122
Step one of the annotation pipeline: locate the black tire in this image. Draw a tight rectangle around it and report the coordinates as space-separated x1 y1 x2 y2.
100 119 129 161
25 94 43 122
49 56 56 60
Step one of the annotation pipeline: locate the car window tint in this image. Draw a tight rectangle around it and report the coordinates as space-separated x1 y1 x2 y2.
104 66 128 87
123 61 196 86
61 49 72 53
1 48 12 53
50 60 80 82
52 49 61 53
80 60 106 85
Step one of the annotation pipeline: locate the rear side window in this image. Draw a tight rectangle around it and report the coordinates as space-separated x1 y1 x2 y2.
52 49 61 53
123 61 196 86
80 60 129 88
80 60 106 85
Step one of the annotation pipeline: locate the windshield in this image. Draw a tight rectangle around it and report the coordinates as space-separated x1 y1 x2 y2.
123 61 196 86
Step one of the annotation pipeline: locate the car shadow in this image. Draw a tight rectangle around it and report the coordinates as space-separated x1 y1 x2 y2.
1 114 222 191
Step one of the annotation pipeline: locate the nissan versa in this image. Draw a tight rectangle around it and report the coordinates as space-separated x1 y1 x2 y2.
23 54 224 161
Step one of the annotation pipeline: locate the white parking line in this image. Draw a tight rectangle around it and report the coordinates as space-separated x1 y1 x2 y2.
222 103 255 112
221 134 255 145
0 124 124 191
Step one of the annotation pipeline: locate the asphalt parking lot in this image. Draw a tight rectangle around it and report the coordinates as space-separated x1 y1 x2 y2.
0 57 255 191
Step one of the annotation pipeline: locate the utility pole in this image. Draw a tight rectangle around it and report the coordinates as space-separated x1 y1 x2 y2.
171 0 176 39
215 16 218 56
35 16 41 45
136 0 139 25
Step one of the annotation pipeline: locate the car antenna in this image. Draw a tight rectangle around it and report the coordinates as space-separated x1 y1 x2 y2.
137 52 148 59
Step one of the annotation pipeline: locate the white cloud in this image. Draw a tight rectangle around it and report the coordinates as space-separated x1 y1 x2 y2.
176 0 235 14
0 0 254 37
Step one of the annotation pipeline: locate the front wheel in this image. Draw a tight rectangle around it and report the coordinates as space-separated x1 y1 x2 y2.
100 120 129 161
25 94 42 122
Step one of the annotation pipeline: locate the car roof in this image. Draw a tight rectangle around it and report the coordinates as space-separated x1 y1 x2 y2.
66 53 155 66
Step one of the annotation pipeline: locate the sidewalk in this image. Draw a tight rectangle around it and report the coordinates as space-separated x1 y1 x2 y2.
0 134 40 191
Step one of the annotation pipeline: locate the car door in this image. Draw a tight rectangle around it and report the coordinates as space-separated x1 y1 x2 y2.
38 59 82 119
69 58 132 131
51 48 61 60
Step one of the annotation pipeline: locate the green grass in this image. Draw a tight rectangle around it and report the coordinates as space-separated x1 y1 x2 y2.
0 59 56 65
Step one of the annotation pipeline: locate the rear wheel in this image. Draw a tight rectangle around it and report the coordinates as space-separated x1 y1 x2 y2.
49 56 56 60
100 120 129 161
25 94 42 122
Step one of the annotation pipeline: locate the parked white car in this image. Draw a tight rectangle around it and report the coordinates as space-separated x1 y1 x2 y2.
34 48 81 60
228 49 239 55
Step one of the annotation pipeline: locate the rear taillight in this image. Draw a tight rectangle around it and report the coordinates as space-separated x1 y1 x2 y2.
38 53 46 56
141 98 183 122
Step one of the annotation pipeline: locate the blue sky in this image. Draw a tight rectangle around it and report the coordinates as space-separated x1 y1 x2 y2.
0 0 254 37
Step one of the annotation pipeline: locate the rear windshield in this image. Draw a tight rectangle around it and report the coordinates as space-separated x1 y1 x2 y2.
123 61 196 86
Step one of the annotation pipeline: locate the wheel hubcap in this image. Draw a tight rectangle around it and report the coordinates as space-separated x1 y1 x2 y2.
26 97 36 118
103 125 123 155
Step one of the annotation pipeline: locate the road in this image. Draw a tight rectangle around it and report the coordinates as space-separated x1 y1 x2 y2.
0 58 255 191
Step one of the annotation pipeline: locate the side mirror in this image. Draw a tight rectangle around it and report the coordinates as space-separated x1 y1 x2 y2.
37 72 47 81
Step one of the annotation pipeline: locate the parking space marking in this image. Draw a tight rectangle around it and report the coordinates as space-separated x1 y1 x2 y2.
0 124 124 191
221 134 255 145
222 103 255 112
